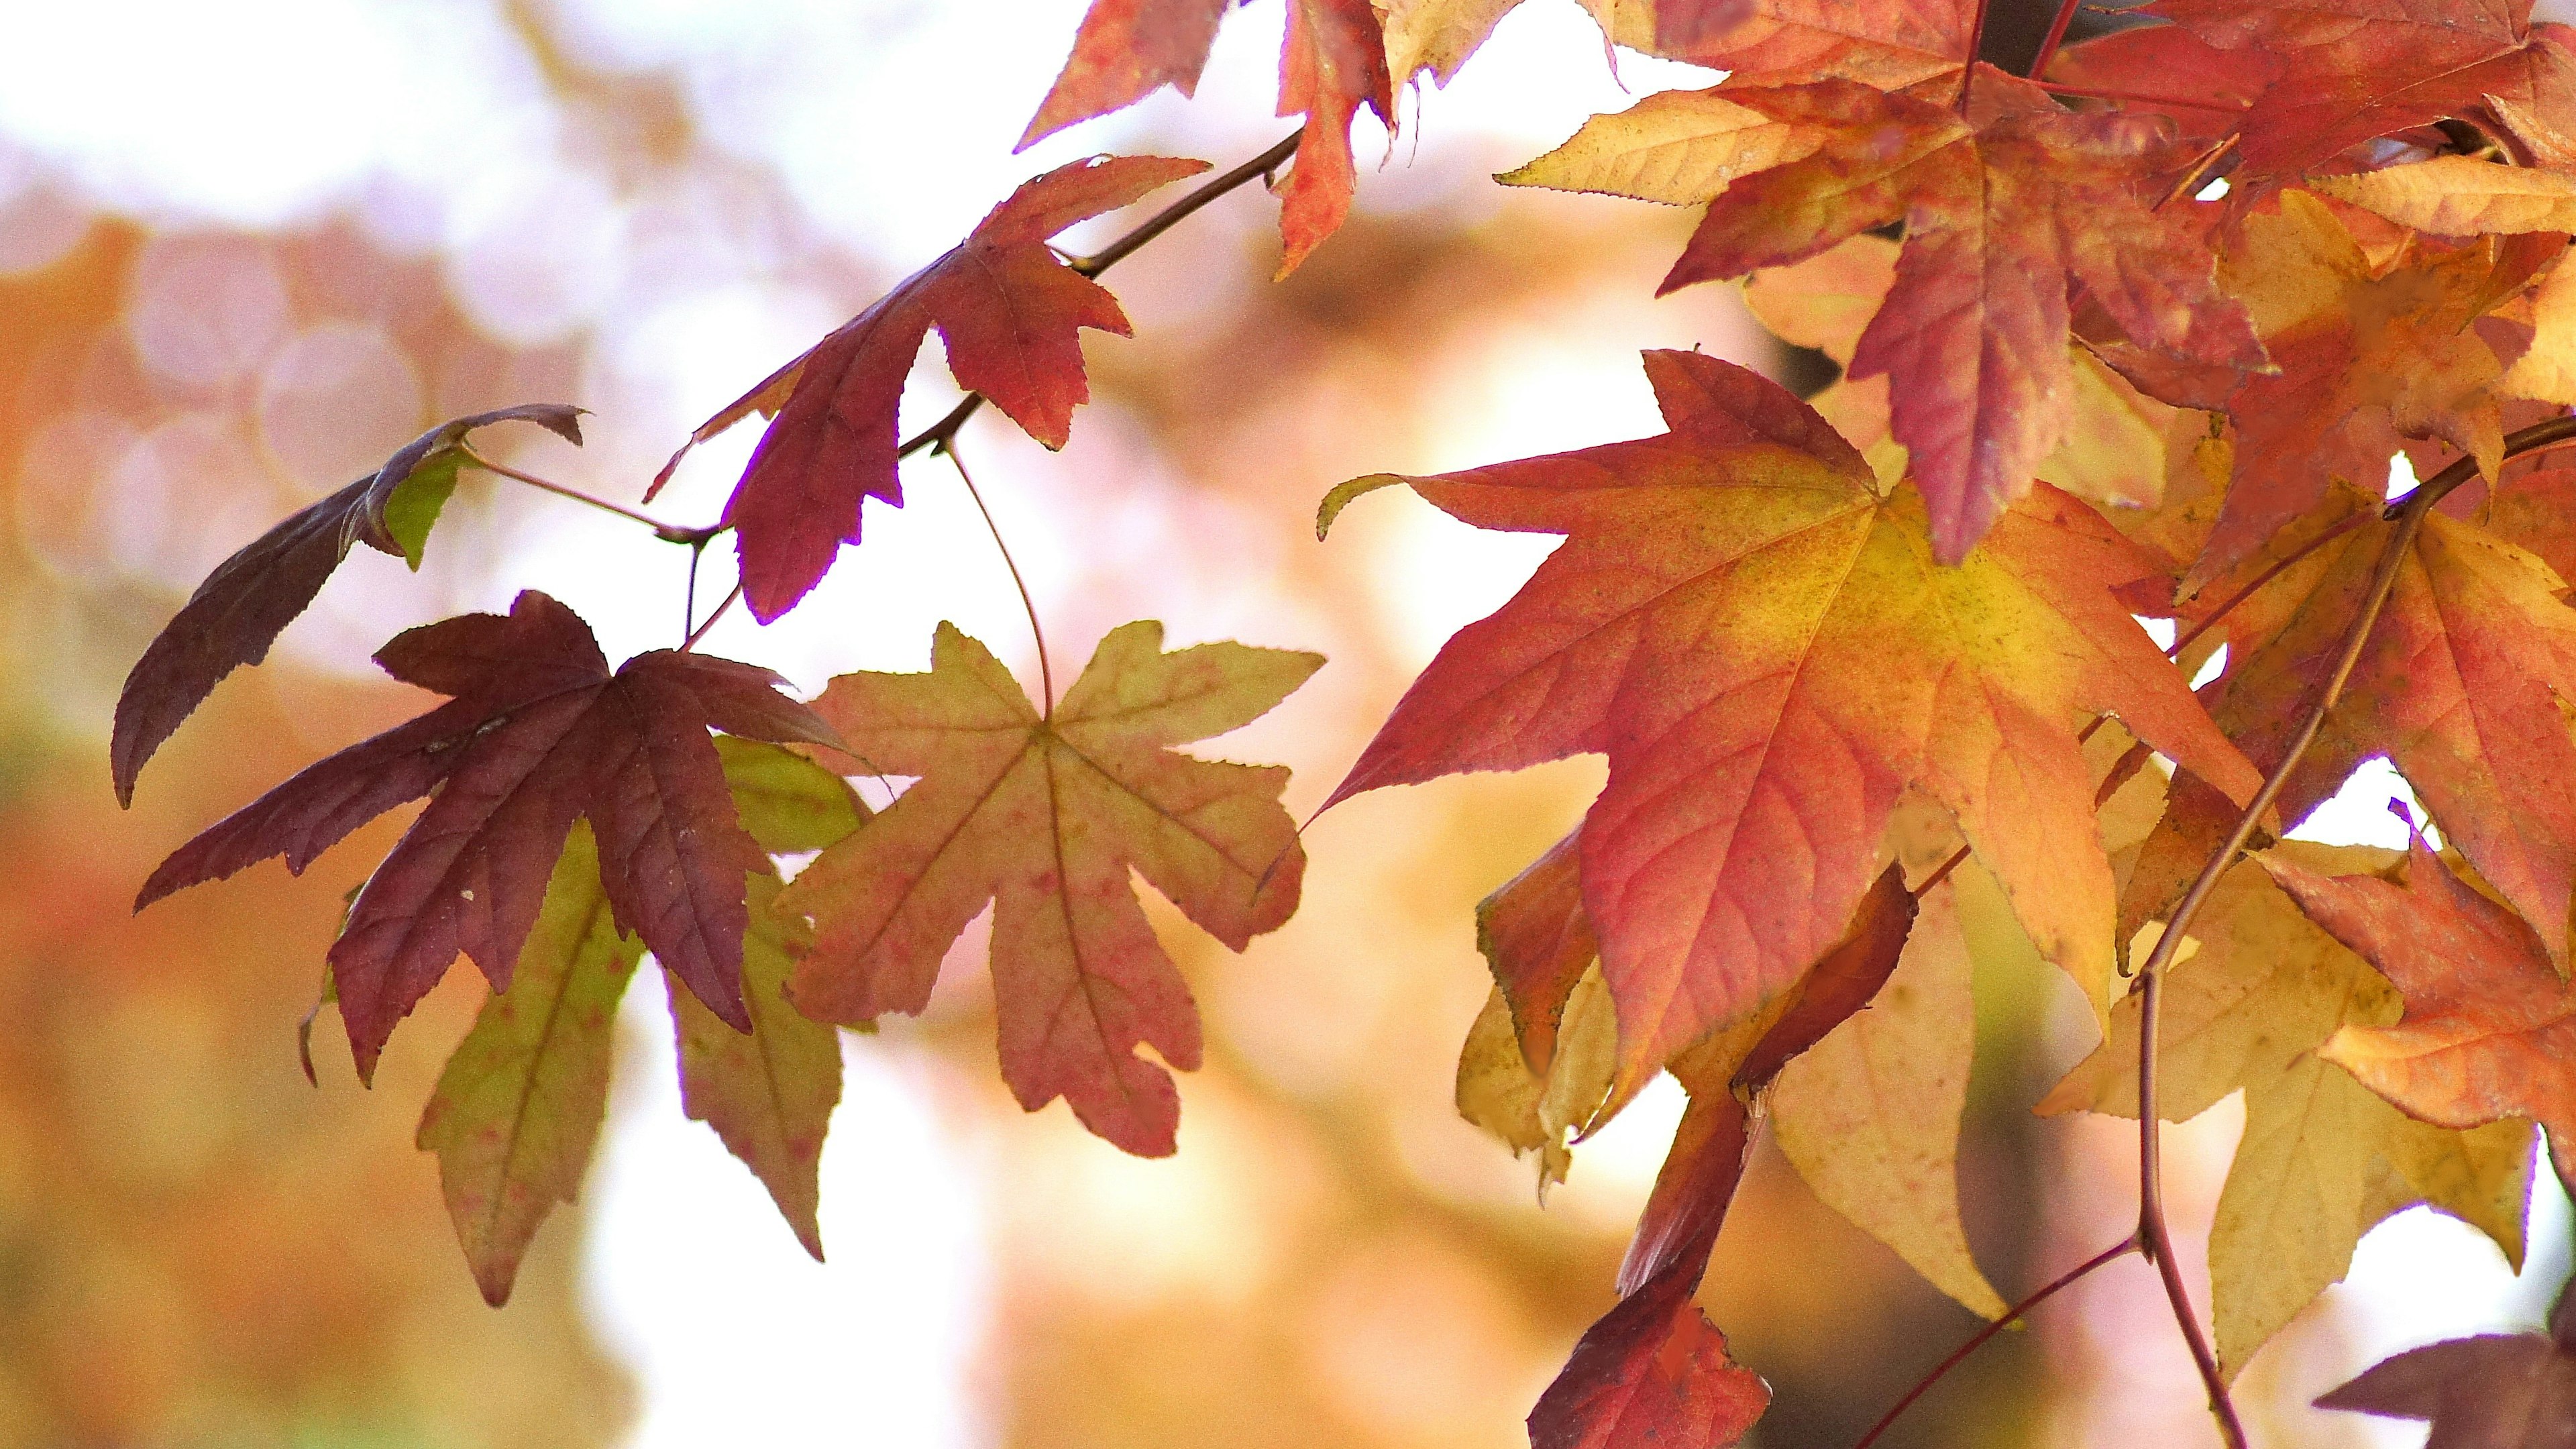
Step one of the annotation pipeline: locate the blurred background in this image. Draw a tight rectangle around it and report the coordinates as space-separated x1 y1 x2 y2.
0 1 2564 1446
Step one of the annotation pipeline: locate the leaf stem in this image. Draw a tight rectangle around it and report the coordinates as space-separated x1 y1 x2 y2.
682 581 743 652
1851 1235 2140 1449
943 440 1055 714
896 129 1305 463
2025 0 2084 80
1955 1 1993 115
460 446 716 543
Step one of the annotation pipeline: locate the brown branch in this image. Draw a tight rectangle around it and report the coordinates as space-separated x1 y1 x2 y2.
1851 1235 2141 1449
896 129 1304 462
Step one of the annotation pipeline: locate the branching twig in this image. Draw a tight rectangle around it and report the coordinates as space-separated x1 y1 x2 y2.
682 580 743 652
1851 1235 2141 1449
895 129 1304 463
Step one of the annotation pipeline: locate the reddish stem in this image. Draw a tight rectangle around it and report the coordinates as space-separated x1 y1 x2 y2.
2025 0 2084 80
1955 1 1994 115
1851 1236 2141 1449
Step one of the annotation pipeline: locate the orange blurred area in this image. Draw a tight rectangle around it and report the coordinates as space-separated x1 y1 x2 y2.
0 5 2563 1449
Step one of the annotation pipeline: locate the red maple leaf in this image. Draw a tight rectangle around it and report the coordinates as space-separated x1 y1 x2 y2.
1324 351 2259 1083
698 154 1206 623
2266 828 2576 1195
2151 0 2576 176
1019 0 1392 275
138 590 841 1077
1659 75 2262 559
111 404 583 806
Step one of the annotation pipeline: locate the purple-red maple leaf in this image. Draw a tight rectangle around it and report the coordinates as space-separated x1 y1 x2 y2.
111 404 583 806
138 590 840 1077
686 154 1205 623
2318 1277 2576 1446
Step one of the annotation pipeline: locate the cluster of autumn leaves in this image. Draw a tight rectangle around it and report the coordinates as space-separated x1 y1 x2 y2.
105 0 2576 1444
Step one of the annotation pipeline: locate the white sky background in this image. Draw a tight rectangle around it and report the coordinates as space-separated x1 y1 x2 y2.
0 1 2567 1446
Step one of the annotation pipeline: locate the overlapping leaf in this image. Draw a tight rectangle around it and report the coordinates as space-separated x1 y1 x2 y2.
780 620 1320 1156
417 740 863 1304
2270 829 2576 1195
1511 76 2259 559
2152 0 2576 176
1019 0 1390 275
2189 480 2576 967
2045 845 2534 1376
684 154 1205 622
138 590 841 1076
2318 1277 2576 1446
111 404 582 805
2190 191 2546 585
1324 350 2259 1085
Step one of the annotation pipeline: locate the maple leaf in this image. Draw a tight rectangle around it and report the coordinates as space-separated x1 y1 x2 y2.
2190 481 2576 969
416 820 640 1307
672 738 869 1257
418 741 862 1302
1381 1 1744 88
1018 0 1390 276
2044 24 2276 148
2045 846 2534 1377
110 403 583 806
2317 1278 2576 1447
1770 870 2007 1319
2268 828 2576 1195
1323 351 2259 1085
693 155 1205 623
2190 192 2542 587
1612 0 1974 89
137 590 842 1077
779 620 1320 1156
2319 154 2576 236
2151 0 2576 177
1513 76 2261 559
1741 232 2184 514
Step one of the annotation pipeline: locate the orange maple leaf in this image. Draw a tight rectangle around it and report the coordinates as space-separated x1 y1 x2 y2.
779 621 1320 1156
1324 352 2259 1083
2267 828 2576 1195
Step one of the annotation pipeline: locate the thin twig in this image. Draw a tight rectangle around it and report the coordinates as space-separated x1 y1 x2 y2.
2156 133 2241 210
2025 0 2085 80
1851 1236 2141 1449
459 445 712 542
943 441 1055 713
682 581 743 652
895 129 1305 464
